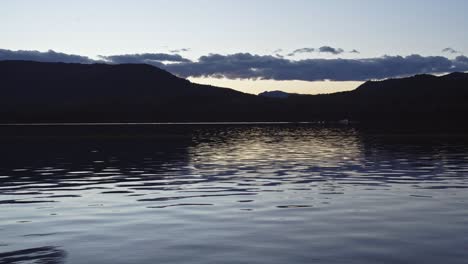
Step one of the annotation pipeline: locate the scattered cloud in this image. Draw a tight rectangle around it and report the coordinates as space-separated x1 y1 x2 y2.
350 49 360 54
0 49 95 63
442 47 460 54
1 48 467 82
273 49 283 53
288 46 349 56
170 48 191 53
318 46 344 55
287 48 315 56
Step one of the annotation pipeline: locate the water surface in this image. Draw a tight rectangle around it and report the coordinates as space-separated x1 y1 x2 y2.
0 124 467 264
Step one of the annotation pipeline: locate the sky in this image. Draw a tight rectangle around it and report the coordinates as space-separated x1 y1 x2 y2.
1 0 468 94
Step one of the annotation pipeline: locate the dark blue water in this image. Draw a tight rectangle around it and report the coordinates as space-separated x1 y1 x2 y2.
0 124 467 264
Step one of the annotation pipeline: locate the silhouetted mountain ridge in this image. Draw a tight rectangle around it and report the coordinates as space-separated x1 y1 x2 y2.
286 71 468 122
0 60 467 123
0 60 264 122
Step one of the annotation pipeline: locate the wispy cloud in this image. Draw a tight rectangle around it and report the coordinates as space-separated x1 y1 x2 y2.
317 46 344 55
442 47 460 54
170 48 191 53
288 46 351 56
287 48 315 56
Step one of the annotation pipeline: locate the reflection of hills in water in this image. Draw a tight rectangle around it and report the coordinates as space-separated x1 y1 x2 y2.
0 124 468 206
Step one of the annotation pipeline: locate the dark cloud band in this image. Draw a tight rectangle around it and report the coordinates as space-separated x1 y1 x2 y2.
1 48 467 82
164 53 468 81
0 49 94 64
99 53 192 65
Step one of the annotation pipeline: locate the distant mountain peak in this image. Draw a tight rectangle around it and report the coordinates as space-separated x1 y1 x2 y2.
258 90 291 99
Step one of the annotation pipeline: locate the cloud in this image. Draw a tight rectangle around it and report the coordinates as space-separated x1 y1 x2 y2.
318 46 344 55
99 53 192 67
455 55 468 63
288 46 347 56
454 55 468 70
350 49 360 54
442 47 460 54
163 53 468 82
273 49 283 53
288 48 315 56
0 49 95 63
170 48 191 53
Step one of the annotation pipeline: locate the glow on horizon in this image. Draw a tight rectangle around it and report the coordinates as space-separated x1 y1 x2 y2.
188 78 363 95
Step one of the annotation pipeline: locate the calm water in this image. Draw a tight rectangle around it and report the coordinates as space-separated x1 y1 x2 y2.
0 124 467 264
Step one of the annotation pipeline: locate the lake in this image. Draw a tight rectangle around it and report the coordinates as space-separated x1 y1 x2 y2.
0 124 467 264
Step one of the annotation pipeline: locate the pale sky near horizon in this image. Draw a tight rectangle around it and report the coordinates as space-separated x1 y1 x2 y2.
1 0 467 94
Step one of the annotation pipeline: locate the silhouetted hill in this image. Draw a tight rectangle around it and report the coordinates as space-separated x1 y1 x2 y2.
348 73 468 121
0 60 467 123
278 72 468 123
0 60 267 122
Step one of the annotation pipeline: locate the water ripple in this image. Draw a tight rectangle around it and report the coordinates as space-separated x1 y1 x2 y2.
0 125 468 264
